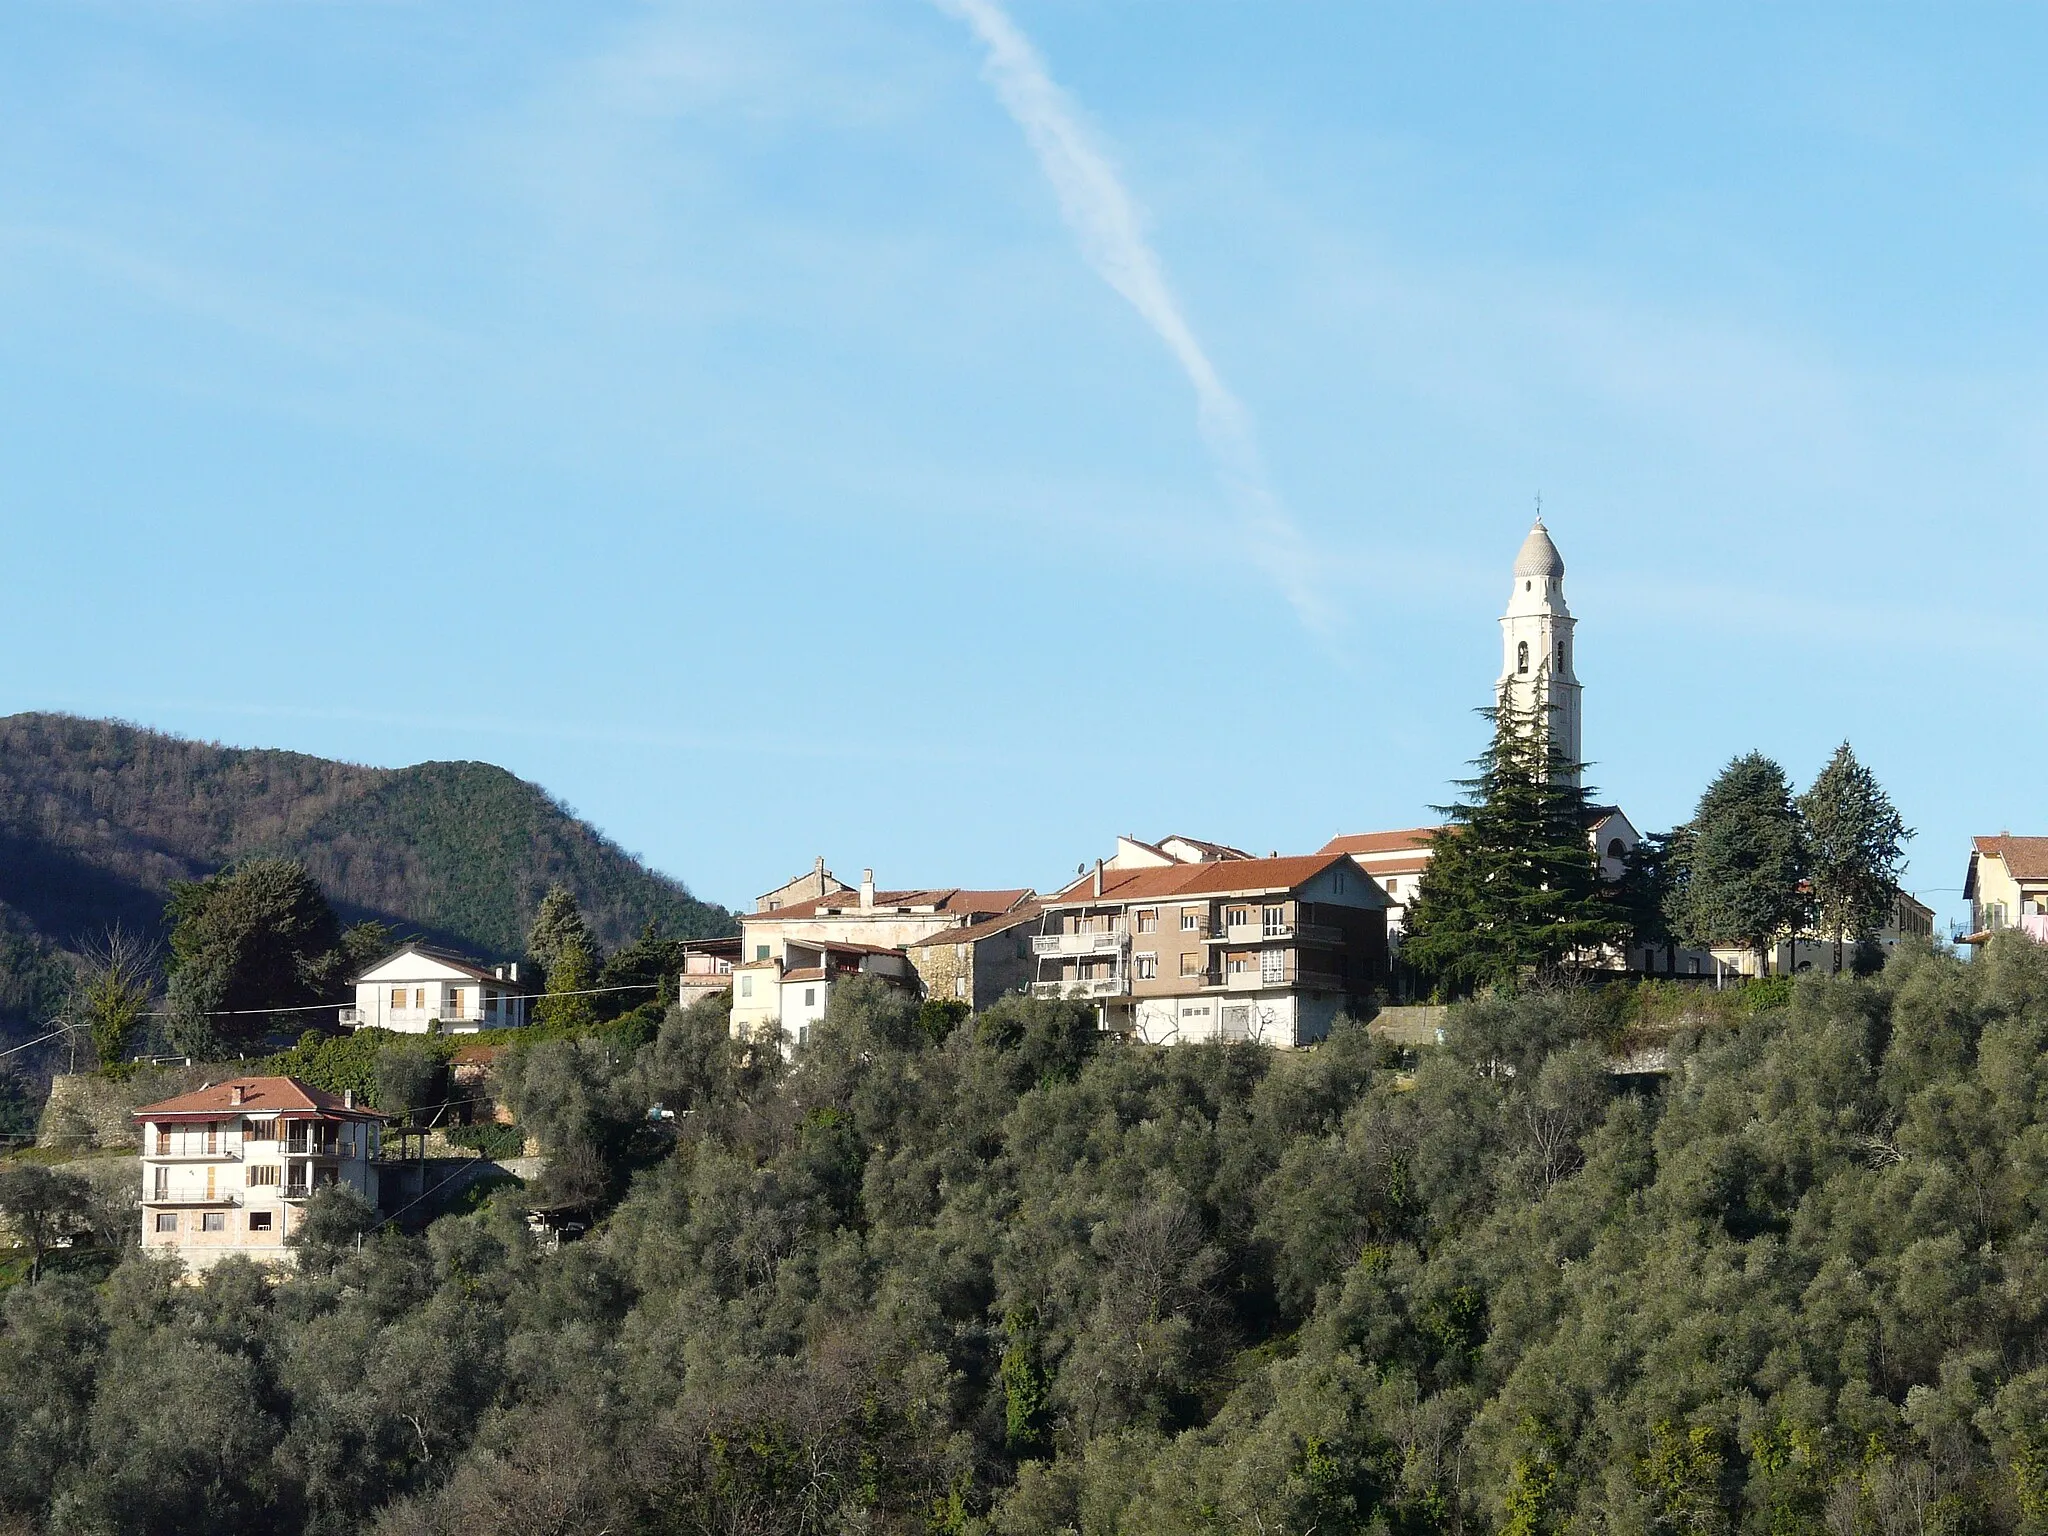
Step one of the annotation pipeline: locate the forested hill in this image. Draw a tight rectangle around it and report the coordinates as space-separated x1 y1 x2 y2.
0 712 733 960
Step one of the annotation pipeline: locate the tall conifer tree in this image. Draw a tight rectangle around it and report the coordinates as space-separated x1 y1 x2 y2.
1798 741 1911 971
1673 753 1807 976
1403 690 1627 996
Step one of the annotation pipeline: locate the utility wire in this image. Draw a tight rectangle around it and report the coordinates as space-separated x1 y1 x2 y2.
136 980 666 1020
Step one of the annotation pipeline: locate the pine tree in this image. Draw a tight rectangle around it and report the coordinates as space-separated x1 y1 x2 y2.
1798 742 1912 972
1402 690 1628 996
525 886 598 992
1673 753 1806 976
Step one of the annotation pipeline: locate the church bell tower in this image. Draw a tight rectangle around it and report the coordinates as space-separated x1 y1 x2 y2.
1498 516 1582 783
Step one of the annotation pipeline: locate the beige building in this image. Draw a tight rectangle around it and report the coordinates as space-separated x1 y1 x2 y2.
1705 887 1939 978
341 944 529 1034
135 1076 382 1272
1963 836 2048 943
730 941 917 1050
1032 854 1388 1048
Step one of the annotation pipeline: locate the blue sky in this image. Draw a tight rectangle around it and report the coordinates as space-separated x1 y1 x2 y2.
3 3 2042 924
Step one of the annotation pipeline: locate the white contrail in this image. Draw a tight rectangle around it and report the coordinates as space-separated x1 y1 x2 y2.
932 0 1331 631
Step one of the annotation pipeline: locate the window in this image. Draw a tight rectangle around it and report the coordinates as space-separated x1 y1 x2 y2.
1136 909 1158 933
1180 952 1203 978
804 988 817 1007
244 1117 273 1142
1135 953 1158 980
1226 907 1251 929
1517 640 1529 674
204 1123 218 1155
391 987 406 1010
1385 878 1398 895
1607 839 1625 860
1222 1005 1251 1042
1180 909 1202 932
756 944 770 961
1262 906 1285 936
740 975 753 999
767 899 781 911
201 1212 226 1233
1557 640 1567 671
954 976 968 999
153 1168 169 1199
1261 950 1285 984
797 1024 812 1047
205 1168 216 1200
1227 954 1251 975
414 988 426 1009
1687 959 1701 976
249 1164 280 1186
155 1213 178 1233
155 1128 171 1155
248 1212 273 1232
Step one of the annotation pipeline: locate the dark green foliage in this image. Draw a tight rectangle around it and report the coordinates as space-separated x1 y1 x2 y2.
1403 693 1629 995
0 712 733 967
1799 741 1913 967
442 1122 525 1160
164 858 343 1053
14 944 2048 1532
0 1163 89 1284
1673 751 1809 971
65 925 159 1069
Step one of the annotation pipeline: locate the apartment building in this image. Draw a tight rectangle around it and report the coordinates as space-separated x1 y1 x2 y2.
134 1076 383 1272
1032 854 1388 1048
730 940 916 1049
341 944 529 1034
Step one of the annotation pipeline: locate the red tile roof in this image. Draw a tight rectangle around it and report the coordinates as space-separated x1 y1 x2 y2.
742 887 1032 923
1046 854 1357 906
1974 836 2048 882
1319 827 1444 857
133 1076 379 1120
908 901 1044 947
780 968 828 984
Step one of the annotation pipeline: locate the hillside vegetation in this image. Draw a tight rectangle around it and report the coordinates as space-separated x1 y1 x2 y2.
0 713 732 979
4 937 2048 1533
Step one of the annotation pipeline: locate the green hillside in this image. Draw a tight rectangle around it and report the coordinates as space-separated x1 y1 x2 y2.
0 712 732 977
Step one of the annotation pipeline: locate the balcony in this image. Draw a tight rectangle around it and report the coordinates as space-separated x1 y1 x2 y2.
1030 977 1128 1000
142 1148 242 1162
1220 962 1347 993
1215 921 1341 946
143 1191 241 1207
1032 926 1130 957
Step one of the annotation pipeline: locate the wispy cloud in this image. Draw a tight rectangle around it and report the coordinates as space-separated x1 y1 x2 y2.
931 0 1332 631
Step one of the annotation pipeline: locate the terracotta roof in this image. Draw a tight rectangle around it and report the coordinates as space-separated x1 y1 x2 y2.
134 1075 378 1120
780 968 828 984
1973 836 2048 883
908 901 1044 947
1320 827 1444 857
1046 854 1357 906
742 887 1031 923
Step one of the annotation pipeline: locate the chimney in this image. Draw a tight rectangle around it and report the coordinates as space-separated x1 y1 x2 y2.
343 1089 354 1109
815 854 826 880
860 869 875 910
230 1084 245 1106
1093 859 1104 898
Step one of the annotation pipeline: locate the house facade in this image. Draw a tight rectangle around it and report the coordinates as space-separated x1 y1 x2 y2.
676 937 743 1010
729 872 1034 1050
1032 854 1388 1048
905 901 1042 1010
1963 837 2048 942
341 944 529 1034
134 1075 383 1272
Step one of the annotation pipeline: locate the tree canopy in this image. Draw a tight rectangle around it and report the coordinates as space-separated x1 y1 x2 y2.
7 942 2048 1532
1670 751 1808 972
1402 693 1627 995
164 859 344 1054
1798 741 1912 970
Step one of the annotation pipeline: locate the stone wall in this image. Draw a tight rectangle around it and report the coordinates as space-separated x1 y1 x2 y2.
39 1065 214 1150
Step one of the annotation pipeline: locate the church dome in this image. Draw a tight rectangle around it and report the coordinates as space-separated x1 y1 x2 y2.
1513 518 1564 580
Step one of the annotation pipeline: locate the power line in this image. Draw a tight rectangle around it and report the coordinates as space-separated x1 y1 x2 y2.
136 979 665 1021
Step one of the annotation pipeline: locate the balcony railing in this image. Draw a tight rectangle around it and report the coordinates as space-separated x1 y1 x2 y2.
1032 927 1130 957
1219 964 1346 992
344 1004 502 1028
143 1191 241 1207
1030 977 1127 1000
1215 921 1342 946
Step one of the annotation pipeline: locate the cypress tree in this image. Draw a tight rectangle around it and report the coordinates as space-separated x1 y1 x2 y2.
1403 690 1628 996
1798 741 1912 972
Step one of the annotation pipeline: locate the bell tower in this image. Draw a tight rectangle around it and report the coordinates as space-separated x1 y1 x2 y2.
1498 515 1582 782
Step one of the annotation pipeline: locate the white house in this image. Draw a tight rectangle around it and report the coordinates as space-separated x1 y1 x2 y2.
340 944 529 1034
134 1075 383 1272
